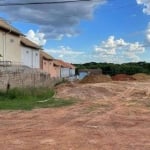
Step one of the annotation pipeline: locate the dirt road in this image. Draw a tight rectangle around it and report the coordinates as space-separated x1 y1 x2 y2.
0 81 150 150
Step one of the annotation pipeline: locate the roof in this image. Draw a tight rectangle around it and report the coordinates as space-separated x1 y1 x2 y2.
55 59 68 68
54 59 76 68
21 36 41 50
53 59 62 67
0 19 23 36
66 63 76 69
40 51 53 60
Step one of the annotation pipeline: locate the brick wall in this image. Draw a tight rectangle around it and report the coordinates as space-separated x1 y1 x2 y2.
0 66 62 90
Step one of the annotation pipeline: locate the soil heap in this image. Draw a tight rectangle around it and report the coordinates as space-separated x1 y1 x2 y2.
80 74 112 83
111 74 136 81
132 73 150 81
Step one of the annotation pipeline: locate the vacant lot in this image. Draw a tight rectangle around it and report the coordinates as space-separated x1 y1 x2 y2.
0 81 150 150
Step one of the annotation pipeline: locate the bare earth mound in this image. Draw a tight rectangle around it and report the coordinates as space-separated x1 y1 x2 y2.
112 74 136 81
55 82 114 100
0 81 150 150
132 73 150 81
80 74 112 83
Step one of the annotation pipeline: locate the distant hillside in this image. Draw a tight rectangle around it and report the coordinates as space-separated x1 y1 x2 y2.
74 62 150 76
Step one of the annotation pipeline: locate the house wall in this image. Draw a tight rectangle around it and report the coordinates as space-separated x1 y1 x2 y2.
21 46 39 68
49 62 60 78
61 67 70 78
0 31 3 61
0 30 21 63
70 68 75 76
32 50 40 68
0 68 62 90
42 59 61 78
55 66 61 78
42 59 49 74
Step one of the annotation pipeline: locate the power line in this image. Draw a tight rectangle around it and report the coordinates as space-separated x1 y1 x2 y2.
0 0 94 6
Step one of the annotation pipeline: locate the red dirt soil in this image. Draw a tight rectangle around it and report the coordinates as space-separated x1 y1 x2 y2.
112 74 136 81
0 81 150 150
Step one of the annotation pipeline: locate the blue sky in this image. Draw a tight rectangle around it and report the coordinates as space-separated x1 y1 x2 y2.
0 0 150 63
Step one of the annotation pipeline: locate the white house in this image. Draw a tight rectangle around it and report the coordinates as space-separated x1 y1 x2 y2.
0 19 76 72
69 64 76 76
0 19 41 68
61 67 70 78
56 60 76 78
57 60 70 78
0 20 23 64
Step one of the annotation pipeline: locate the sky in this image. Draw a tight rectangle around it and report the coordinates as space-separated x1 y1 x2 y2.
0 0 150 64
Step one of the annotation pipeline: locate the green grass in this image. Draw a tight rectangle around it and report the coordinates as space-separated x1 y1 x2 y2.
0 88 75 110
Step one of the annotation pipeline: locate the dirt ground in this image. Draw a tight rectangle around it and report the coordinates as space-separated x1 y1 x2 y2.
0 81 150 150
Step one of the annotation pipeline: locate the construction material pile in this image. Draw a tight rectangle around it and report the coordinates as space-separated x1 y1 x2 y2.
132 73 150 81
80 73 150 83
111 74 136 81
80 74 112 83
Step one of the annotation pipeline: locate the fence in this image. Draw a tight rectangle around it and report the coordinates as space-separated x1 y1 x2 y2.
0 65 62 90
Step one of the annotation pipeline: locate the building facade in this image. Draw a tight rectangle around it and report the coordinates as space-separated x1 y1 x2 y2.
0 20 40 68
0 20 22 64
40 51 61 78
40 53 76 78
21 37 40 68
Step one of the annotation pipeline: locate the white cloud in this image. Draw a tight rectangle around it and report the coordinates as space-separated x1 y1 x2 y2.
124 52 141 62
146 22 150 42
45 46 85 63
93 36 145 62
26 29 47 46
136 0 150 15
0 0 106 39
44 36 145 64
128 42 145 52
136 1 150 47
94 36 127 56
